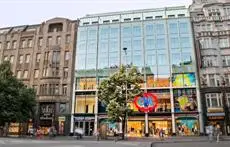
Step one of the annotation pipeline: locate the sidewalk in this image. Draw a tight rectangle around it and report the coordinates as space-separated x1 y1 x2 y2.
1 135 230 142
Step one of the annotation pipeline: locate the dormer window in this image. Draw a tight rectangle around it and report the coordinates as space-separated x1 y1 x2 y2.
124 18 131 22
48 23 63 33
133 17 141 21
103 20 110 24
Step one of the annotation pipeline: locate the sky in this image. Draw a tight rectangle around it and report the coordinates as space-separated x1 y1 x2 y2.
0 0 192 28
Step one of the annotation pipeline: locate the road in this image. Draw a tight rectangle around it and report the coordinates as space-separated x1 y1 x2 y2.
153 141 230 147
0 138 150 147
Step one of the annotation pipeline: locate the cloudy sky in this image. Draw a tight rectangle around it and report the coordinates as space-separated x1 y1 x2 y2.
0 0 192 27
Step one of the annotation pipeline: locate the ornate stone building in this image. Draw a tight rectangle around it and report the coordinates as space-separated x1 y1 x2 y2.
0 18 78 135
190 0 230 135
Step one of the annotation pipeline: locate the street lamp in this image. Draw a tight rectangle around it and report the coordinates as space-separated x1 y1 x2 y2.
123 47 128 138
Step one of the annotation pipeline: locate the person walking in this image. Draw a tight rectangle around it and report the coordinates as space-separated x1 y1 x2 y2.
208 125 214 142
95 128 100 141
159 129 164 141
215 124 221 143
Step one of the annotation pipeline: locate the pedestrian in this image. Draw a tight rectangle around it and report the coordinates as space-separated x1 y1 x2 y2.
36 127 42 140
159 129 164 141
113 128 118 142
215 124 221 143
48 127 53 139
95 128 100 141
208 125 214 142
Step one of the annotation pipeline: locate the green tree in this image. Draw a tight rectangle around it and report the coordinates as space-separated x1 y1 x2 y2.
0 61 36 136
98 65 143 139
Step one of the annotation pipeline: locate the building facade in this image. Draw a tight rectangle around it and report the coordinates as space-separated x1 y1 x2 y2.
72 6 204 137
0 18 77 135
190 0 230 135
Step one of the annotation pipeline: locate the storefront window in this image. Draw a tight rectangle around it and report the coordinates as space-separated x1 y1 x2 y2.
172 73 196 87
176 117 199 136
174 89 197 112
75 95 95 113
149 120 172 137
127 121 145 137
76 78 96 90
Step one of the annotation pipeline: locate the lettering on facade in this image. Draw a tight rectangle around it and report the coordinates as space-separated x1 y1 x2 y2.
40 104 54 120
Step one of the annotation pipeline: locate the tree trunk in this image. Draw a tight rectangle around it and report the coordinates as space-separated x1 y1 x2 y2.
121 116 126 140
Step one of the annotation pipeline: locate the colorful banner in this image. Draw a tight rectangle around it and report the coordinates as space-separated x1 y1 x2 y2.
134 93 158 113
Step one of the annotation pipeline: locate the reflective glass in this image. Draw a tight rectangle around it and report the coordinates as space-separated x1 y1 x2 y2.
146 38 155 50
77 54 86 70
109 40 119 52
86 53 96 69
110 27 119 38
156 23 165 34
145 24 154 36
170 37 179 49
169 23 178 34
171 53 181 65
156 38 166 49
87 41 97 54
133 26 141 37
133 39 142 50
100 27 109 39
122 26 132 37
180 37 191 48
179 22 189 34
88 29 97 40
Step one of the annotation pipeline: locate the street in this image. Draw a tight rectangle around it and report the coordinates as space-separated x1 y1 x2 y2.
154 141 230 147
0 138 150 147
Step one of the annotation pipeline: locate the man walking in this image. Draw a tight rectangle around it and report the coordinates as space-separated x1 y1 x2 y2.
215 124 221 143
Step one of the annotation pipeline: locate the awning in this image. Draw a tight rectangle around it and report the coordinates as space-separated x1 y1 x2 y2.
207 113 225 117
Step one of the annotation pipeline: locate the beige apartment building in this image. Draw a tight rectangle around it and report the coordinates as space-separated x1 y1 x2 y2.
0 18 78 135
190 0 230 135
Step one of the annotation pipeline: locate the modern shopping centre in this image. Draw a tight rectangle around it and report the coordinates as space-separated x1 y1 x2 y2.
71 6 203 137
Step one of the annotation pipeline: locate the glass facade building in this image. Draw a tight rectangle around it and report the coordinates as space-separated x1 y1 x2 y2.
72 6 204 137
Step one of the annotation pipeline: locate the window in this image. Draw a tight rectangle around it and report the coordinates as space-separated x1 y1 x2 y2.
145 16 153 20
43 67 48 77
34 70 39 78
21 40 26 48
4 56 8 61
219 38 229 48
103 20 110 24
19 55 23 64
206 93 222 108
23 70 28 78
55 84 59 95
28 39 33 47
13 41 17 49
145 24 154 36
38 38 43 47
47 37 52 46
178 14 185 17
112 19 119 23
92 21 99 24
168 15 175 18
63 68 68 78
200 38 211 49
169 23 178 34
62 84 67 95
83 22 89 25
56 36 61 45
179 22 189 34
209 74 216 86
66 35 71 43
65 51 70 60
33 85 38 94
222 56 230 66
202 56 217 67
156 24 165 34
6 41 10 49
16 71 22 79
59 103 66 113
10 56 14 64
36 53 41 63
52 51 60 64
25 54 30 63
133 17 141 21
133 26 141 37
124 18 131 22
155 16 162 19
226 93 230 107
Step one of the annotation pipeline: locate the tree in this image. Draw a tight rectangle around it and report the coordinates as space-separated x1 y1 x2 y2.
98 65 143 139
0 61 36 136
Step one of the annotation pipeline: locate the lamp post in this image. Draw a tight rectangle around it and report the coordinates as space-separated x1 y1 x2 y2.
123 47 128 139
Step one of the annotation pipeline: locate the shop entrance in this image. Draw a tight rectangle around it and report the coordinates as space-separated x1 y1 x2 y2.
127 121 145 137
149 120 172 137
74 121 94 136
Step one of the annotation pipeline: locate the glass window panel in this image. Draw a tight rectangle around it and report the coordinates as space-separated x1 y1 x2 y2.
184 73 196 86
146 38 155 50
75 95 95 113
156 74 170 87
122 26 132 37
77 42 86 54
133 39 142 50
169 23 178 34
98 57 108 68
122 39 131 50
145 24 154 36
100 28 109 39
157 54 167 65
79 30 87 41
133 26 141 37
156 23 165 34
99 41 108 53
146 54 156 65
133 55 142 66
182 53 192 63
88 29 97 40
171 53 181 65
87 41 97 54
156 38 166 49
171 37 179 49
179 22 189 34
86 53 96 69
181 37 191 48
77 54 86 70
109 40 119 52
110 27 119 38
172 74 183 87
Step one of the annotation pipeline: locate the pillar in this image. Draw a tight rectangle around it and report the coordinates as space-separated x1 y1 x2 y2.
145 112 149 136
170 88 176 135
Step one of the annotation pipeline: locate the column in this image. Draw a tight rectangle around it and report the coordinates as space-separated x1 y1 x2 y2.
197 88 204 134
145 112 149 136
170 88 176 135
70 78 76 134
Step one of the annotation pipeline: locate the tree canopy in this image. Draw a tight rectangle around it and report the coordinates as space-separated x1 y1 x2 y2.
98 65 143 138
0 61 36 126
